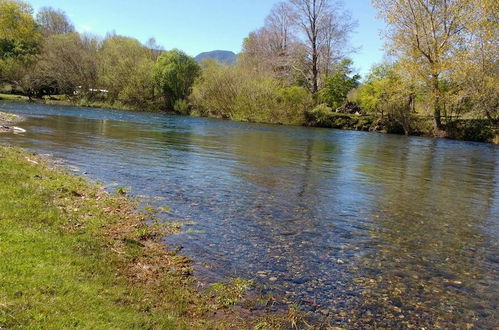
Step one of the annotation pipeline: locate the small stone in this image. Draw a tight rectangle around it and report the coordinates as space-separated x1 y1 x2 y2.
269 277 278 282
336 259 345 264
320 309 330 315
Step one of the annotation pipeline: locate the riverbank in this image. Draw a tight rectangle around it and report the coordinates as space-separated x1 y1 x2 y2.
0 111 26 133
0 146 301 328
1 93 497 143
305 109 499 144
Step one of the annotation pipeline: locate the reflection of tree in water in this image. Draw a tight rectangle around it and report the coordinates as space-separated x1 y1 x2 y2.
347 138 498 328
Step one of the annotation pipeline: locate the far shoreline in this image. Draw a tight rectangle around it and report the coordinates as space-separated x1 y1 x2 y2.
1 94 497 144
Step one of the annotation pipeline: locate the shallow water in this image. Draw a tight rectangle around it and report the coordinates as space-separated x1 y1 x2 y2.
1 102 498 327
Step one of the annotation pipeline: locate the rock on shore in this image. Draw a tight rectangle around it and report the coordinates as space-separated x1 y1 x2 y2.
0 111 26 133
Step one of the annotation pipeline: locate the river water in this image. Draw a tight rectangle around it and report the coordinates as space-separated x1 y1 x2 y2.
1 102 498 327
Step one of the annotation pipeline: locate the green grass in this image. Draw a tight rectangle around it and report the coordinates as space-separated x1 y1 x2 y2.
0 93 29 102
0 146 304 329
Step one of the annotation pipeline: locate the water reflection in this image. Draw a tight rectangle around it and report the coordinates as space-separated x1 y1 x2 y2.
1 101 497 327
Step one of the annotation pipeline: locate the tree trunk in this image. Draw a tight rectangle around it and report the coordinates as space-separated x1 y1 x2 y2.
432 73 443 130
311 32 319 94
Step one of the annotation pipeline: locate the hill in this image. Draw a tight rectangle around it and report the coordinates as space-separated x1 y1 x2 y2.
195 50 237 65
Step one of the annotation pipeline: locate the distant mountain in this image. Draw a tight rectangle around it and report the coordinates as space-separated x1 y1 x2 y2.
195 50 237 65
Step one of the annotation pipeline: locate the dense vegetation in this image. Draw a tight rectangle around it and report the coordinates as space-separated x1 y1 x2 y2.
0 0 497 142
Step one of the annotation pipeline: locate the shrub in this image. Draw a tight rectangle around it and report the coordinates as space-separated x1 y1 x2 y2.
173 99 190 115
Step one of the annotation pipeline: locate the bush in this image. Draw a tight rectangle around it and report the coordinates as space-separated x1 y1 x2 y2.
445 120 495 142
173 99 190 115
191 61 312 125
305 104 334 127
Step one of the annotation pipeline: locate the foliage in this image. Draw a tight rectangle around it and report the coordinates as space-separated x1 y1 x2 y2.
0 0 41 86
305 103 334 126
173 99 190 115
372 0 475 129
34 33 99 96
357 62 416 134
319 58 360 109
153 49 200 111
191 60 312 124
98 35 156 107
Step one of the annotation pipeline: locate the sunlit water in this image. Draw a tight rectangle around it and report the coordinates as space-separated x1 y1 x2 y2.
1 102 498 327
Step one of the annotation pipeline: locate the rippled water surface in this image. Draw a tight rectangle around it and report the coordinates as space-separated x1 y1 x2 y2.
2 102 498 327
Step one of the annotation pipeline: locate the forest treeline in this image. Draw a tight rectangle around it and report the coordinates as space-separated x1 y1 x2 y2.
0 0 497 142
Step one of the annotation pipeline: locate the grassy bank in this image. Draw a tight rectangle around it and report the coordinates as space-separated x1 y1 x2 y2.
0 146 300 328
0 93 30 103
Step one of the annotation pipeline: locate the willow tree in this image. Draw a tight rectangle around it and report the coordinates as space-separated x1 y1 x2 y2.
372 0 473 129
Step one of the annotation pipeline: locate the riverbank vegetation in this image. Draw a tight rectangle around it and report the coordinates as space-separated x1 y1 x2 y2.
0 145 310 328
0 0 497 142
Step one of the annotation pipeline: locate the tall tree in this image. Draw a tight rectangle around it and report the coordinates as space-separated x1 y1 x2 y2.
36 7 75 37
453 0 498 123
289 0 355 94
372 0 473 129
35 33 99 96
240 2 299 83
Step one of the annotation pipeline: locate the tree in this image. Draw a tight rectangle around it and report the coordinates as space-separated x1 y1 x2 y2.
35 33 99 96
372 0 473 129
98 35 155 105
153 50 200 111
358 62 416 135
319 58 360 109
36 7 75 37
289 0 355 94
0 0 42 93
240 2 299 83
453 0 498 123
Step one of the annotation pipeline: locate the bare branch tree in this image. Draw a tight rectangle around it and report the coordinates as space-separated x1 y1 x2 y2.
289 0 355 94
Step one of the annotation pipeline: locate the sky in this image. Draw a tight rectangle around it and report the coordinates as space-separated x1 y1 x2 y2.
26 0 387 77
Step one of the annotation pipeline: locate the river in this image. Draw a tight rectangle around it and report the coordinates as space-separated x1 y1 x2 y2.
1 101 498 327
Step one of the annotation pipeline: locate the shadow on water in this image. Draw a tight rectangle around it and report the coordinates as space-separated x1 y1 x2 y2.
1 101 498 327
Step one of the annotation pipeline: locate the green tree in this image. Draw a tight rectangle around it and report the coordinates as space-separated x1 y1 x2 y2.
98 35 155 106
0 0 41 87
358 62 416 134
319 58 360 109
372 0 473 129
153 49 200 111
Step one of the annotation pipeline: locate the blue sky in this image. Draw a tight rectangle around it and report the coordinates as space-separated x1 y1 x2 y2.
27 0 387 77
